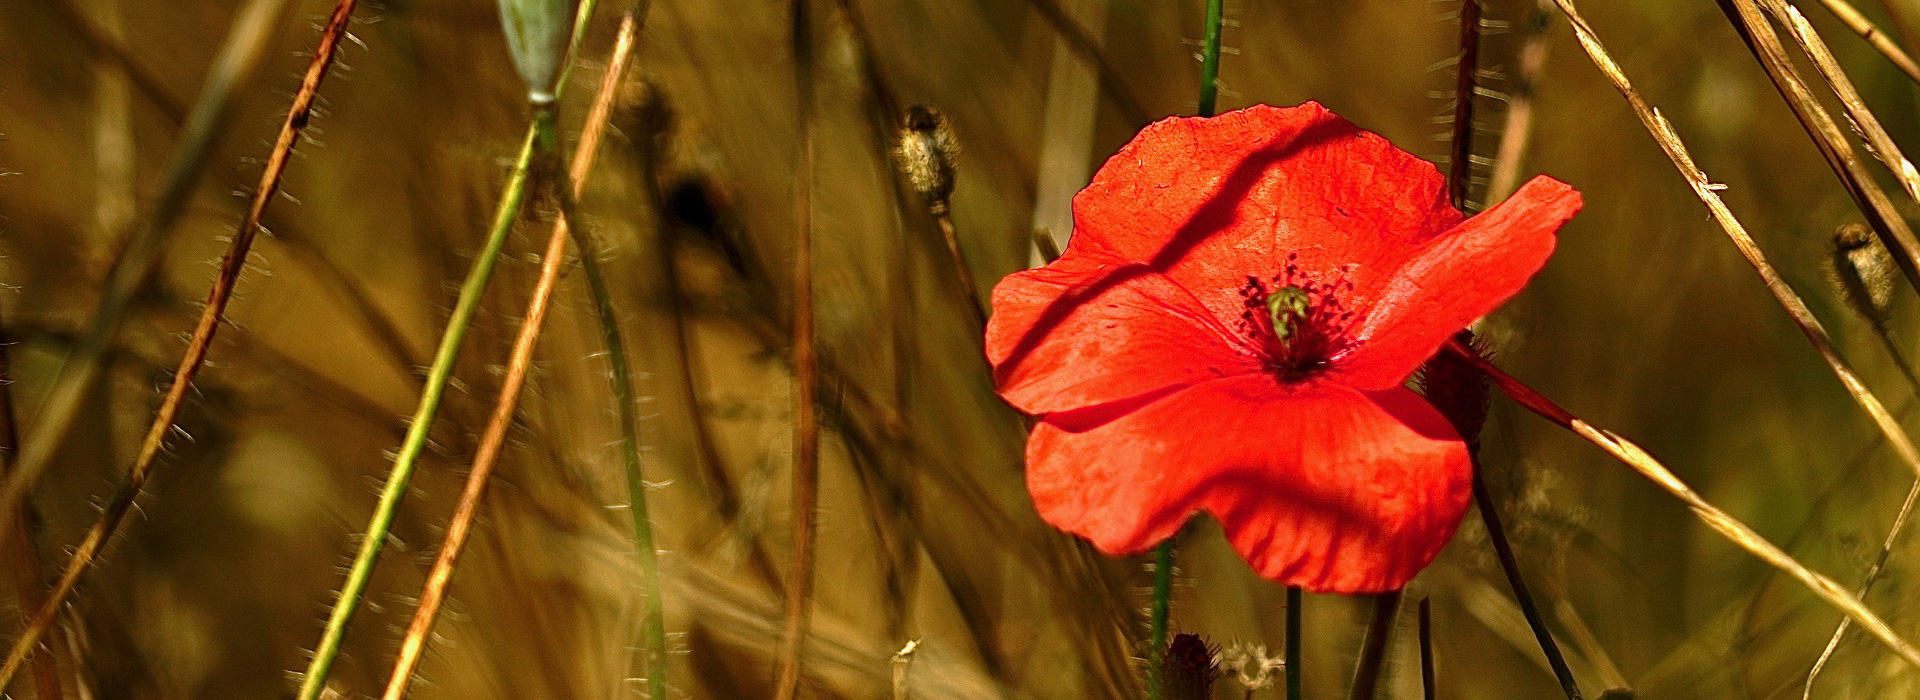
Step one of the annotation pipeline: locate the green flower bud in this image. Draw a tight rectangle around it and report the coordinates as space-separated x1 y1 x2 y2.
497 0 578 104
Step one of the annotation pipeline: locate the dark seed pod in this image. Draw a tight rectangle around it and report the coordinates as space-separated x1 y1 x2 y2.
1418 329 1492 449
1831 222 1895 324
497 0 578 104
1163 633 1219 700
895 105 960 213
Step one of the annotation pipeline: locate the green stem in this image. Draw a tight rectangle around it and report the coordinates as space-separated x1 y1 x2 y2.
1197 0 1223 117
294 5 601 697
1286 586 1302 700
541 108 667 700
1148 540 1174 700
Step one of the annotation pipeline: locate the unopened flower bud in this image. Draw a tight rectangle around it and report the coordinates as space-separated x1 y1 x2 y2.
1163 633 1219 700
1831 222 1895 324
896 105 959 213
497 0 578 104
1418 329 1492 449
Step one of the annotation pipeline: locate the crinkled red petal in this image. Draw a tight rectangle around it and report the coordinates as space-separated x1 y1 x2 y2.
1025 375 1473 593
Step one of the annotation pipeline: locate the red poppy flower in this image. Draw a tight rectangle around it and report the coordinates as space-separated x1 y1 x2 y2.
985 103 1581 593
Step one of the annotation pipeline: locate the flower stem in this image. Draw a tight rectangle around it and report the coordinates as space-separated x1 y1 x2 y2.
1197 0 1223 117
1417 598 1435 700
1285 586 1303 700
1147 540 1175 700
1471 459 1582 699
1346 591 1400 700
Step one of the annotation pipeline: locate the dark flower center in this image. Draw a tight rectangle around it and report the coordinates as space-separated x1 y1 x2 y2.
1237 253 1356 383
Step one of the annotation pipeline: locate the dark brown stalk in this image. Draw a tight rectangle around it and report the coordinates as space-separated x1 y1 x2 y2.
1812 0 1920 85
1346 592 1400 700
1473 463 1582 699
1441 336 1920 669
934 211 988 328
1449 0 1483 209
379 12 644 699
1715 0 1920 295
1418 598 1436 700
1488 0 1554 203
0 0 359 688
772 0 819 694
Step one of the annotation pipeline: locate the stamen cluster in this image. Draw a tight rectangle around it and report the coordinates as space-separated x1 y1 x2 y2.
1237 253 1357 382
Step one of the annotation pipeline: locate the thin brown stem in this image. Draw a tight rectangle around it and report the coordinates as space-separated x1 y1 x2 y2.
933 210 988 328
1812 0 1920 85
0 0 359 688
1473 458 1582 699
1715 0 1920 295
378 12 643 699
1443 337 1920 670
1449 0 1484 210
772 0 819 694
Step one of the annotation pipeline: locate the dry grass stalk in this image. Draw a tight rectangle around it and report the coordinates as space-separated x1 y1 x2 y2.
1802 477 1920 697
0 0 360 688
378 11 646 699
1553 0 1920 532
1444 338 1920 671
1813 0 1920 84
1715 0 1920 294
1767 2 1920 213
772 0 821 695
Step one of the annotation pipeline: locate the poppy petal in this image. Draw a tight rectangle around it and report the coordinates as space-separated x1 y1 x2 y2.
1025 375 1472 593
1337 176 1582 390
987 251 1262 415
1065 102 1462 325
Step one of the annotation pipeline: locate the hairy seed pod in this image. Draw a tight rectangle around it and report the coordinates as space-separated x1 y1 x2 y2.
497 0 578 104
895 105 959 213
1164 633 1219 700
1831 222 1895 324
1418 329 1492 449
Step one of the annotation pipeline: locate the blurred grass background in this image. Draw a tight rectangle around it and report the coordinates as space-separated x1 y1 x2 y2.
3 0 1920 697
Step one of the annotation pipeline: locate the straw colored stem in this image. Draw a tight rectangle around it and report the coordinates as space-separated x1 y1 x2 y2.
378 10 647 698
1766 1 1920 212
1715 0 1920 295
1553 0 1920 516
1812 0 1920 85
295 3 603 695
1443 337 1920 671
773 0 819 694
0 0 352 689
1803 478 1920 697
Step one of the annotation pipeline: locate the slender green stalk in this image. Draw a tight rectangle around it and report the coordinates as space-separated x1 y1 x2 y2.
544 108 667 700
1285 586 1302 700
1147 540 1175 700
1197 0 1223 116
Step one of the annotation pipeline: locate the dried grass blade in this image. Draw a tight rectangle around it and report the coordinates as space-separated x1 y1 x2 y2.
1812 0 1920 85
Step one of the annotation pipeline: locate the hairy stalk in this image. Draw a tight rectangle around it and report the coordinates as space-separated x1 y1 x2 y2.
1285 586 1302 700
0 0 351 688
378 9 649 699
1442 338 1920 670
1552 0 1920 531
932 211 986 328
1488 0 1553 203
295 3 603 696
1198 0 1224 115
1812 0 1920 85
1418 598 1435 700
1715 0 1920 296
1346 592 1400 700
1148 542 1175 700
1449 0 1483 210
772 0 819 694
1473 463 1582 699
0 0 293 548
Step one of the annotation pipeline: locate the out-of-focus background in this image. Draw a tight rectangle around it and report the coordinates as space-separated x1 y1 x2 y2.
2 0 1920 697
